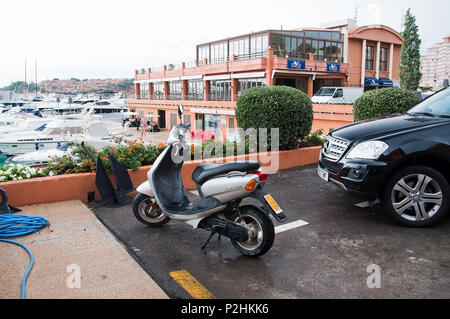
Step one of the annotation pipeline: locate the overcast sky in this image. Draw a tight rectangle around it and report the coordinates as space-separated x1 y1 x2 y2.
0 0 448 87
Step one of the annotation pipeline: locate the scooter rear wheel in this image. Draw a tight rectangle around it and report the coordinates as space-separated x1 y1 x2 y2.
133 194 170 227
230 205 275 257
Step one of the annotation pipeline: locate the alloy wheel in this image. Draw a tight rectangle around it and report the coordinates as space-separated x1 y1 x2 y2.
391 173 443 222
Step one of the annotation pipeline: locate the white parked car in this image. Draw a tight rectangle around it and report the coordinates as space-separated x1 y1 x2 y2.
312 87 364 104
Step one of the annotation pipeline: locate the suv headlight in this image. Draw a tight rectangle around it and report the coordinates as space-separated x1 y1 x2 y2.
346 141 389 160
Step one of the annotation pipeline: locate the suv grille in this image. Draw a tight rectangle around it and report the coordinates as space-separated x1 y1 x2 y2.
322 136 350 162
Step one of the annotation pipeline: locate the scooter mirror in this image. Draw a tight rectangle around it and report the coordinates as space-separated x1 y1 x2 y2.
178 104 184 118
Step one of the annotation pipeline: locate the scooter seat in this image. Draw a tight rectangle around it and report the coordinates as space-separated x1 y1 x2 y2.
192 161 261 185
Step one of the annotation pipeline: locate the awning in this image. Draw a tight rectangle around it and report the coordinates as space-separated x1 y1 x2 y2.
364 77 379 87
379 78 394 87
231 72 266 79
189 107 235 116
180 74 203 81
203 74 231 81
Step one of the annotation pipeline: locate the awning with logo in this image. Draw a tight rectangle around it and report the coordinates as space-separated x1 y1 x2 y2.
379 78 394 87
364 77 379 87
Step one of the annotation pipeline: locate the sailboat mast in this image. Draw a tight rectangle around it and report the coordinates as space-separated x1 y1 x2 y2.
35 59 38 96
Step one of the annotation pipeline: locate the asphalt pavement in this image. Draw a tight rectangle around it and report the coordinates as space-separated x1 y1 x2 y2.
94 164 450 299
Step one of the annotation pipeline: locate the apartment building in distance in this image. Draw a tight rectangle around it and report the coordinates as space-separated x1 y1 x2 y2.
420 36 450 90
128 19 403 136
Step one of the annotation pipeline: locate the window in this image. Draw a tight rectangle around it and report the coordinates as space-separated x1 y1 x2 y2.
188 80 204 100
230 38 249 57
139 83 148 99
228 117 234 129
312 40 319 56
366 46 375 70
195 113 204 130
237 78 265 97
169 81 182 100
334 89 343 98
170 113 178 129
317 41 325 60
210 80 231 101
183 114 191 127
285 37 291 56
250 35 268 54
198 45 209 62
305 39 313 54
209 42 228 62
380 47 388 72
153 82 164 100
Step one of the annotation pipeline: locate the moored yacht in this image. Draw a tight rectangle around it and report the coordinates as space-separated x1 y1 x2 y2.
0 118 116 156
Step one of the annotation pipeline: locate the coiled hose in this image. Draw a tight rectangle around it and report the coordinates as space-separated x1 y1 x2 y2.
0 214 51 299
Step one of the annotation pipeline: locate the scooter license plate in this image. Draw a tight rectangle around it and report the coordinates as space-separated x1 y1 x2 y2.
264 194 283 215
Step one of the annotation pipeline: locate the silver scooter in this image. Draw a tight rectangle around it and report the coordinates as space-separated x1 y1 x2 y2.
133 105 287 257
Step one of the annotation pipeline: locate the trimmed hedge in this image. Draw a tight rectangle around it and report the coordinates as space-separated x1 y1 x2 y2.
353 88 420 122
235 86 313 150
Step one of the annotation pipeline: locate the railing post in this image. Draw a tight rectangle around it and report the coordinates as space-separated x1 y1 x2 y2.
265 48 274 86
134 70 140 99
231 78 238 102
204 80 210 101
182 80 188 101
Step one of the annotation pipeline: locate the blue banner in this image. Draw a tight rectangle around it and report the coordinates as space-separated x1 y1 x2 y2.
327 62 340 73
287 59 306 70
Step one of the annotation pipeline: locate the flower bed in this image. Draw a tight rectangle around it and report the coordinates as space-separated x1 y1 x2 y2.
1 146 322 207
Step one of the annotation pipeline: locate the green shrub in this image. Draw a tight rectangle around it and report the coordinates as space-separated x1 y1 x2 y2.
235 86 313 150
353 88 420 122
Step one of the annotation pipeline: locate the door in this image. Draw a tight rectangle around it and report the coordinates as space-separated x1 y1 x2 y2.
169 113 177 129
158 110 166 129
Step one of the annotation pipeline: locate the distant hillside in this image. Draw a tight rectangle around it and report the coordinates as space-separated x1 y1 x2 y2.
1 78 134 96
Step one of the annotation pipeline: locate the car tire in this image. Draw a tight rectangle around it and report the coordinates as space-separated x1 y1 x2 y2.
382 166 449 227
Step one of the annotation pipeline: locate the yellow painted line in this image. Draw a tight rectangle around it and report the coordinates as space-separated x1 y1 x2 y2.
170 269 216 299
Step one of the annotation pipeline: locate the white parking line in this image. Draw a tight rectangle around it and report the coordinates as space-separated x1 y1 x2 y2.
275 220 309 234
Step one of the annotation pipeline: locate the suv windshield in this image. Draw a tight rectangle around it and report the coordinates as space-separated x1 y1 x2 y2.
407 87 450 118
316 88 336 97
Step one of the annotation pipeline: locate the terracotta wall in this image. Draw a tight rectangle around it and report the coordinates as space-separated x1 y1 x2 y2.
1 147 321 207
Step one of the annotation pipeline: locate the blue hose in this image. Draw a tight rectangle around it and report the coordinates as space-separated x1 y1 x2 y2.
0 214 50 299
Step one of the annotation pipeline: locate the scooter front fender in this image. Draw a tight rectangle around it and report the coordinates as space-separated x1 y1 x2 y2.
136 181 154 197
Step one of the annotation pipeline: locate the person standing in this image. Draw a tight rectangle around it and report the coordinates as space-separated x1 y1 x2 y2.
140 118 148 141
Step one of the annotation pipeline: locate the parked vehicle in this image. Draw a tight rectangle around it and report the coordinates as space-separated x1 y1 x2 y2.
318 87 450 227
133 105 287 257
312 87 364 104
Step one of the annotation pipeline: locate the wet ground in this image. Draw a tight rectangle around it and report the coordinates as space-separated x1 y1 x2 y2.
94 165 450 299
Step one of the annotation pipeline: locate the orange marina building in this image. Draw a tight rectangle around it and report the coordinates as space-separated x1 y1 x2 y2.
127 19 403 137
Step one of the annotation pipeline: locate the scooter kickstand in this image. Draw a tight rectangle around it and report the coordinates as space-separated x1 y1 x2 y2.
201 231 217 251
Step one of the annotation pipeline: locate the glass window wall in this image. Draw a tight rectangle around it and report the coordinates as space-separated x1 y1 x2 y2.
188 80 204 100
210 80 231 101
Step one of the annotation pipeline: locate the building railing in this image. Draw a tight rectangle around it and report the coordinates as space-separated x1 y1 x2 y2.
185 60 205 68
168 93 183 100
185 94 204 101
208 94 231 102
273 52 308 59
234 51 266 60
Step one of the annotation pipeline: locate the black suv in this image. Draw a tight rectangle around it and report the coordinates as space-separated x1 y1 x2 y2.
318 87 450 227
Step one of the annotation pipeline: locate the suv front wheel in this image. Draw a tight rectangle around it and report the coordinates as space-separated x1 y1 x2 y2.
383 166 449 227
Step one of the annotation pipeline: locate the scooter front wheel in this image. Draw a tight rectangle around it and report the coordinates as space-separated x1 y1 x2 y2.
133 194 170 227
230 205 275 257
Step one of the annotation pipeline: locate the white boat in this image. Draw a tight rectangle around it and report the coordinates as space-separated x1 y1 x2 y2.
0 118 116 156
8 144 69 166
8 136 121 166
0 117 49 136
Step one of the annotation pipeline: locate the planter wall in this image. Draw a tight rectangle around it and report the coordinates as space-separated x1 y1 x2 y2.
1 146 321 207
